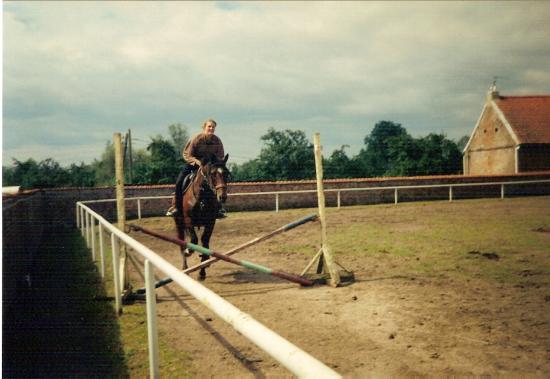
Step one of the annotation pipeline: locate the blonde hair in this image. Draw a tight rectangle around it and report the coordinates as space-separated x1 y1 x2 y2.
202 118 217 128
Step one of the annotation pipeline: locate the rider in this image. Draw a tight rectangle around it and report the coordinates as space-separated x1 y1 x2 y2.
166 118 227 218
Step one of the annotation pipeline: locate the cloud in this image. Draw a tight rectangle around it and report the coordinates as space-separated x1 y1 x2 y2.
3 1 550 166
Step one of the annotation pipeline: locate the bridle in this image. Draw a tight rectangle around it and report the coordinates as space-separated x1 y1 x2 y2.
194 163 227 199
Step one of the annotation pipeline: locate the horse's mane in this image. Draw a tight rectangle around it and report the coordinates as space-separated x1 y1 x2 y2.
200 154 227 168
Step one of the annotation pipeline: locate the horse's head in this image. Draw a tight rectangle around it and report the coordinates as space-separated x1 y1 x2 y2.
199 154 230 203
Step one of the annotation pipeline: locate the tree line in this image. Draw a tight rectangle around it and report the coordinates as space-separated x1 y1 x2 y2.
3 121 468 189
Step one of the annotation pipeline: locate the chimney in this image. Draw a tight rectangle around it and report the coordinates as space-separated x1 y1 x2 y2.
486 80 500 102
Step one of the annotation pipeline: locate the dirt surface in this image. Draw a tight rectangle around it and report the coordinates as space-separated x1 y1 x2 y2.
127 200 550 378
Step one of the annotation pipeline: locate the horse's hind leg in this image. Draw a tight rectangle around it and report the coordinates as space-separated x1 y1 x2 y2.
199 223 215 281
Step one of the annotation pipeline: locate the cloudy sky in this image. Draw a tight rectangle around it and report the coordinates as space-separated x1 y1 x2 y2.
3 1 550 166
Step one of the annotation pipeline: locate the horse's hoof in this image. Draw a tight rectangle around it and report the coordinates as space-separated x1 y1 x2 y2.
199 273 206 281
184 249 193 257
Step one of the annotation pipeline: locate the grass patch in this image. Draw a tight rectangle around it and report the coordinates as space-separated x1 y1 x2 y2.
92 229 193 378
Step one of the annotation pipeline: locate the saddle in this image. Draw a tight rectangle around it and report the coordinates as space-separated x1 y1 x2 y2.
180 171 197 195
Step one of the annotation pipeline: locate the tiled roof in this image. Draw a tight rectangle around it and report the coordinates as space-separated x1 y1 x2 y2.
494 96 550 144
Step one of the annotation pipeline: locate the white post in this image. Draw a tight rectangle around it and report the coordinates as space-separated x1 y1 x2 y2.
337 191 341 209
501 184 505 199
111 233 122 315
86 212 91 247
99 224 106 278
313 133 340 287
275 193 279 212
76 204 80 228
80 207 85 236
394 188 398 205
449 186 453 202
91 217 96 261
138 199 142 220
145 260 160 379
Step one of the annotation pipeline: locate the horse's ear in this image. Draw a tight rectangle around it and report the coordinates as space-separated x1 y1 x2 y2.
223 154 229 164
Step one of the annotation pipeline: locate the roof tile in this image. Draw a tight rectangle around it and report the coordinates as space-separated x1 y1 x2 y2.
495 96 550 144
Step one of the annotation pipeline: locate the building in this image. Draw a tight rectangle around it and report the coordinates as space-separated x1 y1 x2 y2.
463 86 550 175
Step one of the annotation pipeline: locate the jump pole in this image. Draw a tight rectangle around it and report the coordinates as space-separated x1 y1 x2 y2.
133 213 318 293
128 223 314 287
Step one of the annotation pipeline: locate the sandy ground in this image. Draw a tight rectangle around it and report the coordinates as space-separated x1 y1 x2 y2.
126 205 550 378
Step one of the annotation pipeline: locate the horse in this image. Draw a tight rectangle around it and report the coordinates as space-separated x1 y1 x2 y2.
174 153 229 280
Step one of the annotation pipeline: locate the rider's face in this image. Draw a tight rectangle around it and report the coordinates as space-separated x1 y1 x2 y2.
203 122 216 136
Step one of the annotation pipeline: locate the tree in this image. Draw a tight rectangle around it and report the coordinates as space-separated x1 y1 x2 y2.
91 141 116 186
168 123 189 160
415 134 462 175
356 121 409 177
147 136 180 184
257 128 315 181
325 145 355 179
67 162 96 187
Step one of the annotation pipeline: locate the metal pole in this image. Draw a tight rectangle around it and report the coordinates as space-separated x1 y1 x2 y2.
337 191 341 209
128 128 133 184
137 199 142 220
394 188 398 205
145 260 160 379
111 233 122 315
276 193 279 212
449 186 453 202
501 184 505 199
99 224 106 278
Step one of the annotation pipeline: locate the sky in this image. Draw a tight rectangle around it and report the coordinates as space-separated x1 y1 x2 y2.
3 1 550 167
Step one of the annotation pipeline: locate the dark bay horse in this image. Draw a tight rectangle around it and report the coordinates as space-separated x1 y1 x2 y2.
174 154 229 280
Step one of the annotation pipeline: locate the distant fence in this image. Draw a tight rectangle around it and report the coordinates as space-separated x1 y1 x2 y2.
80 177 550 218
5 172 550 225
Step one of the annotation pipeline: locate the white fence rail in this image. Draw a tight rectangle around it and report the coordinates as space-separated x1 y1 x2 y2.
76 201 340 379
81 178 550 216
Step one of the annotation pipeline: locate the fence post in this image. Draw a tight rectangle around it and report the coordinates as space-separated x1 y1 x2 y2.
394 188 398 205
501 184 505 199
99 224 106 278
449 186 453 202
145 260 160 379
313 133 340 287
111 233 122 315
76 204 80 228
337 191 341 209
80 207 85 237
91 217 96 261
275 193 279 212
86 212 91 247
138 199 142 220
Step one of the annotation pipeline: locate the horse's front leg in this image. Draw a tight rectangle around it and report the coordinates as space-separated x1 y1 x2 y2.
187 227 199 261
174 216 188 270
199 222 215 281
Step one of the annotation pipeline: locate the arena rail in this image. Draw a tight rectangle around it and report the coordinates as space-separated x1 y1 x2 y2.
76 201 341 379
80 178 550 215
